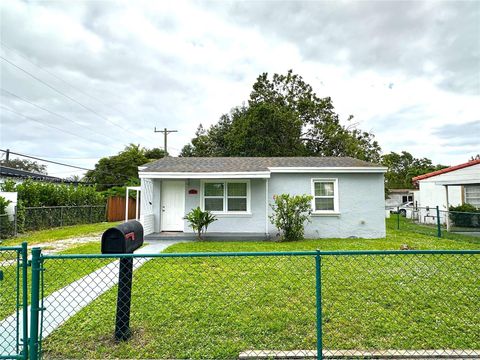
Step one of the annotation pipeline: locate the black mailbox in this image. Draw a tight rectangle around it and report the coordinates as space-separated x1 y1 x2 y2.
101 220 144 254
101 220 144 342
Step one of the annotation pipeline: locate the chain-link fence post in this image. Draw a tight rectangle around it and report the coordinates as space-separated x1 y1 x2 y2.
397 206 400 230
436 206 442 238
315 250 323 360
14 205 18 237
29 247 41 360
21 242 28 359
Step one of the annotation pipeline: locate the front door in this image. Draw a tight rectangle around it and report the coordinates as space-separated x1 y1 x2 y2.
161 180 185 231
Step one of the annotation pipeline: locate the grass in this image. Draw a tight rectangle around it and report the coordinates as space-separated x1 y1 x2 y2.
0 242 111 320
40 218 480 359
0 222 120 247
392 215 480 245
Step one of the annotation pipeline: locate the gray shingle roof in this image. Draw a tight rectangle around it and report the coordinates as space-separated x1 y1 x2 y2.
140 157 381 173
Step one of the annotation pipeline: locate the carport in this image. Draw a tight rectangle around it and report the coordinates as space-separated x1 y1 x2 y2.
436 179 480 231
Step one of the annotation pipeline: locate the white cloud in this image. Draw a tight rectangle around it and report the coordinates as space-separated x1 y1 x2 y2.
0 0 478 177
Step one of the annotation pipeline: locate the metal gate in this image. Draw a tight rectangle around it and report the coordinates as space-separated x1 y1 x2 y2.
0 243 28 360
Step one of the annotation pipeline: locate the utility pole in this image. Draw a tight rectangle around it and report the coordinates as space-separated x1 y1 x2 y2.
154 127 177 156
6 148 10 161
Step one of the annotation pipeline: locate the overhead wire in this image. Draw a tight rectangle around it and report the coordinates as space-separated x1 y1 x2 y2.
0 106 102 144
0 149 135 185
0 41 126 112
1 88 125 143
0 55 153 144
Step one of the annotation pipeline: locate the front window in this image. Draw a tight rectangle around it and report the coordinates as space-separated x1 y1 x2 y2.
204 182 224 211
203 181 249 213
312 179 338 213
227 182 247 211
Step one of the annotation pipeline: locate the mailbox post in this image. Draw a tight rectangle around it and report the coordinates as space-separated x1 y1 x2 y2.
101 221 144 341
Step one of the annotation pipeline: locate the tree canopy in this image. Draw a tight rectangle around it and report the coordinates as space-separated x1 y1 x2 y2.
84 144 165 191
381 151 447 190
181 70 381 162
0 158 47 174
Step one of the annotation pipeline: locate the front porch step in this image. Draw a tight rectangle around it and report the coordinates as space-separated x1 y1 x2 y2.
144 232 270 242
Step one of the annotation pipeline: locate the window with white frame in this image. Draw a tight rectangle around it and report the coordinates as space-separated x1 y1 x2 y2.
312 179 338 213
203 181 249 213
465 185 480 208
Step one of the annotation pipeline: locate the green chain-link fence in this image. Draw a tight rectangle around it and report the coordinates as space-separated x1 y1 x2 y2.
0 243 28 360
0 214 17 239
22 249 479 359
389 206 480 239
22 205 106 232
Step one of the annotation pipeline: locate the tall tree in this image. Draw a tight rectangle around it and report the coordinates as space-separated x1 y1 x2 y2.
181 70 381 161
0 158 47 174
85 144 165 191
381 151 447 189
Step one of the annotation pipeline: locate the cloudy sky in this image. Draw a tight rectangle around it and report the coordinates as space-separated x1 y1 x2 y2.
0 0 479 177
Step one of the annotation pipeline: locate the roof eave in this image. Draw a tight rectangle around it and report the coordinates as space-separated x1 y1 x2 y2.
138 171 271 179
268 167 388 173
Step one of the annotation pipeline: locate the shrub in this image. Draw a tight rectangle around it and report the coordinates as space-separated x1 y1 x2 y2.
269 194 313 242
0 196 14 240
449 204 480 229
11 179 104 207
0 196 11 214
0 180 106 232
184 207 217 240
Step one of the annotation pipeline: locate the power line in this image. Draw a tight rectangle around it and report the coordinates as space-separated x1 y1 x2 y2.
0 41 126 113
1 88 124 144
1 106 100 143
0 55 153 143
0 149 133 181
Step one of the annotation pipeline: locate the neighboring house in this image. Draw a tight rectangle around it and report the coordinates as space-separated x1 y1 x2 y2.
412 159 480 210
385 189 416 208
0 165 63 184
138 157 387 239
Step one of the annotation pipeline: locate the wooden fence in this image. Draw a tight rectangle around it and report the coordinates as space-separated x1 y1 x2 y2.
107 196 138 222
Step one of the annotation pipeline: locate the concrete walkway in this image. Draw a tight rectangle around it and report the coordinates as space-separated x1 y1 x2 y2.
0 240 181 356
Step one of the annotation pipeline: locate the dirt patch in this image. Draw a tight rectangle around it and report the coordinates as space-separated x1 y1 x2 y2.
30 236 100 255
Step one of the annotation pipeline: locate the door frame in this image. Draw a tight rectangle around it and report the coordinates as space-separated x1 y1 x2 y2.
160 180 185 231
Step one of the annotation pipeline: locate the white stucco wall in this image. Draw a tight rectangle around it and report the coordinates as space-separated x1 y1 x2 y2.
147 171 385 239
268 173 386 239
416 163 480 209
183 179 267 233
417 182 462 210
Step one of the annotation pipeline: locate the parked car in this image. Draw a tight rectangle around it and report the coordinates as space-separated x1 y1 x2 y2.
390 201 414 217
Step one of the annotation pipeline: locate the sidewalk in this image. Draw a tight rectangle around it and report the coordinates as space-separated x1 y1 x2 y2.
0 240 181 356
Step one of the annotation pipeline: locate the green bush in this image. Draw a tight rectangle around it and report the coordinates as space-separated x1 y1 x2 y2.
269 194 313 242
0 196 11 214
184 207 217 240
11 180 104 207
0 196 14 239
449 204 480 229
1 180 106 232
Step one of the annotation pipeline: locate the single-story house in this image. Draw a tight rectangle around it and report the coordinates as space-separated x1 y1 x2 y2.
412 159 480 210
138 157 387 239
385 189 417 208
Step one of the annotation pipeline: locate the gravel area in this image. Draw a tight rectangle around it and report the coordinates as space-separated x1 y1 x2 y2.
29 236 100 255
0 236 101 266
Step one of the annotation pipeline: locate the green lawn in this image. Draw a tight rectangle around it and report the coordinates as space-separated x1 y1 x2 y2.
0 242 111 320
40 218 480 359
0 222 119 247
